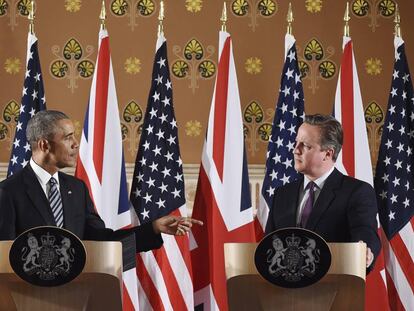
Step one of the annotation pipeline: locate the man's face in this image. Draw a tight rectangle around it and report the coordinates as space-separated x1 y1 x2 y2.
293 123 330 178
47 119 79 169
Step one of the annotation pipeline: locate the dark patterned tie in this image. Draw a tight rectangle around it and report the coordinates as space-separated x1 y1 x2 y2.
48 177 64 228
300 181 315 228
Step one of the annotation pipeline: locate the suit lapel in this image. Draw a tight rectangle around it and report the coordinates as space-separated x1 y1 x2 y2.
59 173 76 232
23 165 56 226
281 178 303 227
306 168 342 230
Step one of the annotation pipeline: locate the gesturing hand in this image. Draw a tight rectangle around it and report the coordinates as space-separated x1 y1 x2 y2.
152 215 203 236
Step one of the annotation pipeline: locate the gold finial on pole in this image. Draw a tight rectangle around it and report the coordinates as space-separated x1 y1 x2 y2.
286 2 293 35
394 4 401 38
158 0 165 37
100 0 106 30
344 2 350 37
28 0 35 34
221 2 227 32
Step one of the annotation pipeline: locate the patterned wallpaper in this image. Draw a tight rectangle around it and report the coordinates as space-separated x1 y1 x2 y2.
1 0 413 168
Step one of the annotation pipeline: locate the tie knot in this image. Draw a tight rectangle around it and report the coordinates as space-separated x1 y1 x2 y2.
49 177 57 186
307 181 316 191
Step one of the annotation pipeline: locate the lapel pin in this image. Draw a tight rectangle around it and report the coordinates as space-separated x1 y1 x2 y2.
68 191 72 195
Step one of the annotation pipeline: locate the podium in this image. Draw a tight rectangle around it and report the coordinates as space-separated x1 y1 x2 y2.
225 242 366 311
0 240 123 311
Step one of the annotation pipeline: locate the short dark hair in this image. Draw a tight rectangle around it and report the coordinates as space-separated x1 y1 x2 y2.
304 114 343 161
26 110 69 148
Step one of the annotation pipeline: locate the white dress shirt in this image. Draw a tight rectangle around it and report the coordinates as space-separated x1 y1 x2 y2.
30 158 60 197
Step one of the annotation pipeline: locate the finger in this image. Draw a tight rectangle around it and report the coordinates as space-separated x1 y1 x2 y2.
189 218 204 226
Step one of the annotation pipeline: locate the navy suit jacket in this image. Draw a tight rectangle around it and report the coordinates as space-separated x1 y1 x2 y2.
265 168 381 267
0 165 162 252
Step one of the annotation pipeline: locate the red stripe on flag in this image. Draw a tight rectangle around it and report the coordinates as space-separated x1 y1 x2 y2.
390 234 414 293
191 165 255 311
75 157 98 213
93 37 110 183
213 37 231 181
153 246 188 310
386 270 405 311
122 282 135 311
136 254 165 311
340 40 355 176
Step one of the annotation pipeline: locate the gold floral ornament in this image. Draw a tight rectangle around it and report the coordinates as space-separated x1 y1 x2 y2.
172 38 216 94
245 57 262 74
351 0 396 32
305 0 322 13
243 101 273 156
65 0 81 12
4 57 21 74
231 0 277 32
121 101 143 156
0 0 8 16
365 101 384 171
124 57 141 74
186 0 202 13
365 57 382 75
5 0 34 30
185 120 202 137
298 38 336 94
50 38 95 93
0 100 19 145
110 0 155 31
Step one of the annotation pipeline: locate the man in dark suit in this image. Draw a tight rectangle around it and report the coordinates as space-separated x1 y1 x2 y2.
0 110 201 252
265 114 381 269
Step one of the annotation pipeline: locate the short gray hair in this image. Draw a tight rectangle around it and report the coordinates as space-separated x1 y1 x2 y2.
26 110 69 148
304 114 343 161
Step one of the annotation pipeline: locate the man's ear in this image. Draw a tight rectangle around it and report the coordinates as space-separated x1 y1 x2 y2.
37 139 50 153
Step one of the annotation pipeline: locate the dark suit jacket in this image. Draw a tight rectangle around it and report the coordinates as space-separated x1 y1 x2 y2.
0 165 162 252
265 168 381 267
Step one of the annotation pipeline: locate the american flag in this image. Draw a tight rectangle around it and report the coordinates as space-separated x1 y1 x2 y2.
8 33 46 177
374 36 414 311
130 35 193 310
255 33 305 237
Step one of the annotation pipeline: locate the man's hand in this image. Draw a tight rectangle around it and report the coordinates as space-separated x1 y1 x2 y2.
152 215 203 236
360 240 374 268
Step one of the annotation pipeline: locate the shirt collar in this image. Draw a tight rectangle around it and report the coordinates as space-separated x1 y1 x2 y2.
303 166 335 191
30 158 60 186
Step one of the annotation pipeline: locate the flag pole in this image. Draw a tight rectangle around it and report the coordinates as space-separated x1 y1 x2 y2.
394 4 401 38
158 0 164 37
344 2 350 37
220 2 227 32
286 2 293 35
100 0 106 30
28 0 35 34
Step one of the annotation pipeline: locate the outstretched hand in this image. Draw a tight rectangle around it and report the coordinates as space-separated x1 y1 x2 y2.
152 215 203 236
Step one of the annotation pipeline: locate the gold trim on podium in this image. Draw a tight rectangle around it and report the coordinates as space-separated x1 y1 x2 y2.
225 242 367 311
0 241 123 311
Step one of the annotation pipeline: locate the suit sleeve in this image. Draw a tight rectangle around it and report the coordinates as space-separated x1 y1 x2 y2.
0 187 16 240
80 181 163 252
347 181 381 270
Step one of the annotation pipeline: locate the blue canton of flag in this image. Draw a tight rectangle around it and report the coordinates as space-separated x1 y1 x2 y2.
130 38 185 224
375 38 414 239
8 33 46 177
261 35 305 208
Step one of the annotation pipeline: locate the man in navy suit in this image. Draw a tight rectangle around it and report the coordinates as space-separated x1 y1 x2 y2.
0 110 201 252
265 114 380 270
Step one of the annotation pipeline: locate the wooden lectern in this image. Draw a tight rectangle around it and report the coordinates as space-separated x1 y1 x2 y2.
225 242 367 311
0 241 123 311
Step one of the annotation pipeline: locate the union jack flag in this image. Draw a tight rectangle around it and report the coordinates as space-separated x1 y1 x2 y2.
8 33 46 177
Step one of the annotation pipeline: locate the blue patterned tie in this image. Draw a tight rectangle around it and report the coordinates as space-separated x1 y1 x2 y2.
300 181 315 228
48 177 64 228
